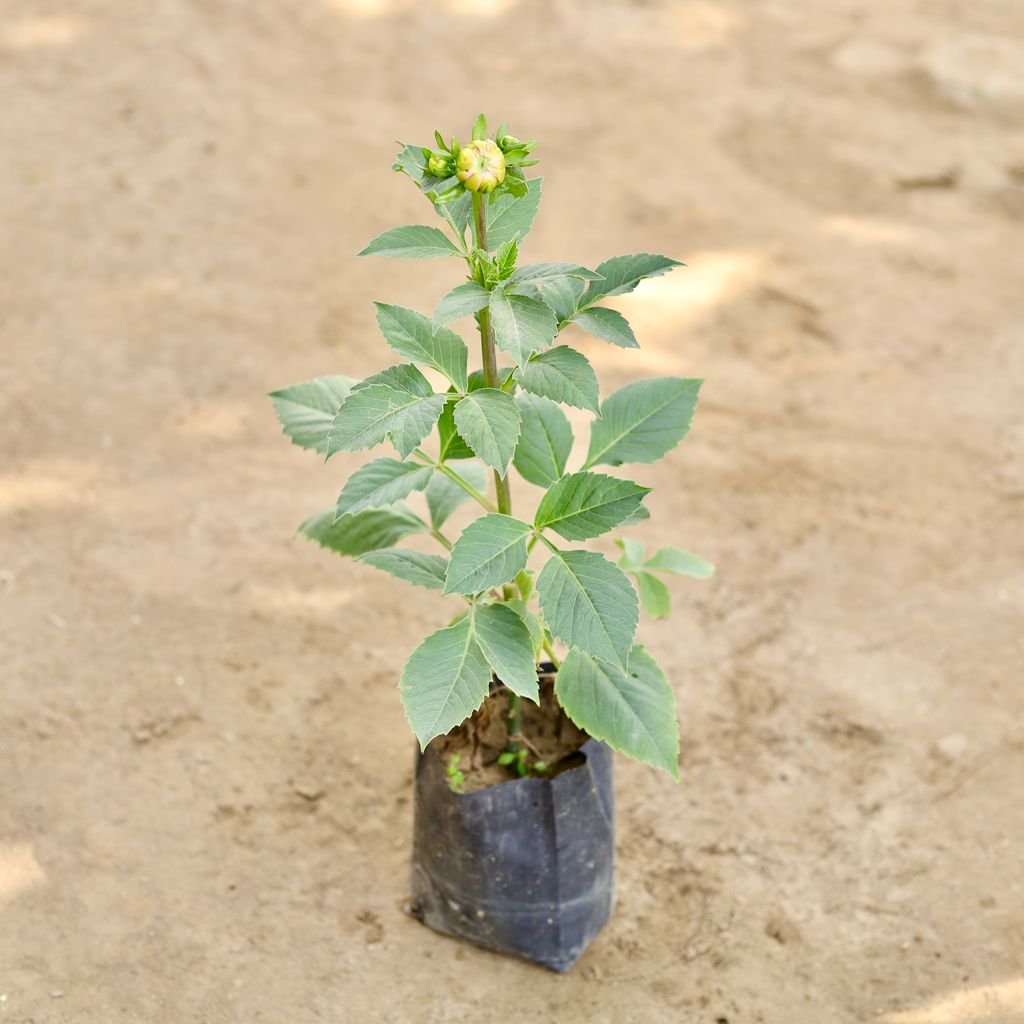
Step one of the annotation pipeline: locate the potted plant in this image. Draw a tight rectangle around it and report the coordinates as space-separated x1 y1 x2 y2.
270 116 714 971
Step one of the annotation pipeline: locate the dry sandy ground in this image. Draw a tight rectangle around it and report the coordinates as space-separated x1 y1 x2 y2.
2 0 1024 1021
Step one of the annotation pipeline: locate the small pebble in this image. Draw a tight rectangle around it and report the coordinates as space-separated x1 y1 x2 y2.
50 990 63 999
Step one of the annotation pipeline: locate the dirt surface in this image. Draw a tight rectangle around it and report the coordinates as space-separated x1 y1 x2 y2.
2 1 1024 1021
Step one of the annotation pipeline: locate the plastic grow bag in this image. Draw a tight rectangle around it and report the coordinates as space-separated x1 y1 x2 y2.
409 736 615 972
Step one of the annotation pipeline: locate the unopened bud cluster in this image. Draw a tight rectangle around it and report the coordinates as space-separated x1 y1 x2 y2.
419 117 539 197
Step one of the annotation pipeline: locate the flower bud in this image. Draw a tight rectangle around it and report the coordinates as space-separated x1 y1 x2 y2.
456 139 506 194
427 152 451 178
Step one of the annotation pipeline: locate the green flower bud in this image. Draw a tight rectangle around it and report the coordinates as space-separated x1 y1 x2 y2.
456 138 506 194
427 152 450 177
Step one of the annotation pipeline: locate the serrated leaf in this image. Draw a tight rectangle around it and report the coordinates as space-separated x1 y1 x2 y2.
536 549 638 670
555 645 679 778
327 364 444 459
644 547 716 579
572 307 638 349
489 290 557 366
636 571 672 619
614 537 647 571
452 389 522 477
505 598 544 661
334 457 433 518
579 253 682 306
525 276 587 323
374 303 468 390
506 263 602 291
433 281 491 326
516 345 600 414
359 548 448 590
268 376 359 453
299 504 426 556
472 603 539 700
534 471 650 541
437 396 475 460
443 513 532 595
399 617 492 749
358 224 460 259
424 461 489 529
511 393 573 487
485 178 543 250
583 377 702 469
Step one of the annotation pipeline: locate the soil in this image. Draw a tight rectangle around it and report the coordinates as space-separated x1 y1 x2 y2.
436 673 588 792
2 1 1024 1022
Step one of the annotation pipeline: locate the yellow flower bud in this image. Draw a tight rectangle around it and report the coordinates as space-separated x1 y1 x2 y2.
456 139 506 194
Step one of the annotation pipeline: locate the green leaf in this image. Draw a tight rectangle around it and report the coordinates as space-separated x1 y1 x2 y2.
536 549 638 670
268 376 359 453
489 290 557 366
511 394 573 488
635 571 672 619
472 603 539 700
505 597 543 659
516 345 600 414
583 377 702 469
572 307 638 349
644 547 716 579
374 304 468 390
327 364 444 459
614 537 647 571
555 645 679 778
299 504 426 556
433 281 491 326
506 263 602 291
334 457 433 518
358 548 449 590
486 178 543 250
522 276 586 322
471 113 487 141
443 513 532 595
579 253 682 306
437 397 476 461
424 461 489 529
496 237 519 279
534 471 650 541
399 617 492 749
452 389 522 477
358 224 460 260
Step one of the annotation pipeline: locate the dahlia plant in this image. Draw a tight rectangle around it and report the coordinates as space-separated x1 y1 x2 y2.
270 115 713 777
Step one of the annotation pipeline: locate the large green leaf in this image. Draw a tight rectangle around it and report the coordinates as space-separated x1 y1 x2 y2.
433 281 491 326
334 457 433 518
268 376 359 453
327 364 444 459
583 377 702 469
555 645 679 778
516 345 600 414
512 394 573 487
534 471 650 541
452 388 522 477
374 303 468 390
299 504 426 556
399 617 493 749
506 263 602 291
489 290 557 366
643 546 716 579
359 548 449 590
424 461 489 529
579 253 682 306
485 177 543 249
472 602 539 700
536 549 638 670
572 307 638 349
358 224 460 259
443 513 532 595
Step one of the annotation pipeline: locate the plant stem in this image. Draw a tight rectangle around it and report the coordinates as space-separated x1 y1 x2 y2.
412 447 497 512
542 639 561 670
430 528 453 551
471 192 512 520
